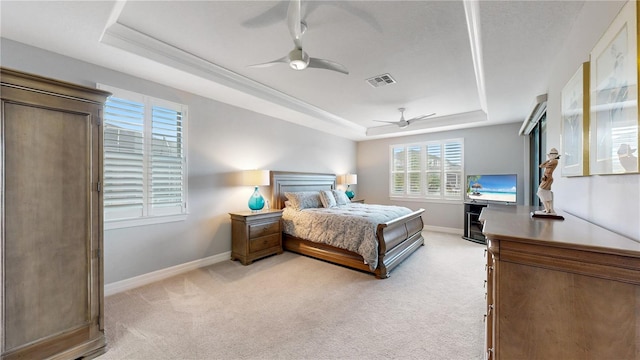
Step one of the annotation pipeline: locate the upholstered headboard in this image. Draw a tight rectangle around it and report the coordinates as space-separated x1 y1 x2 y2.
270 171 336 209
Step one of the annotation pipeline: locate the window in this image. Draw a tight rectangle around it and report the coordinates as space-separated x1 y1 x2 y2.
390 139 463 201
99 85 188 228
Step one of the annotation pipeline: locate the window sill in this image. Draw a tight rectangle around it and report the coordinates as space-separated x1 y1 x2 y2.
105 213 188 230
389 196 462 205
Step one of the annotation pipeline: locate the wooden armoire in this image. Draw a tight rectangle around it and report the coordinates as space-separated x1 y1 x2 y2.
1 68 110 359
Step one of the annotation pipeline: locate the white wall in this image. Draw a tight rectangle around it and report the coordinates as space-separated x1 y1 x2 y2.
357 123 525 231
1 39 357 283
546 1 640 240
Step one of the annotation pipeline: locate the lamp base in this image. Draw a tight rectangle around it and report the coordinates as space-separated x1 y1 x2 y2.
345 184 355 199
248 186 265 211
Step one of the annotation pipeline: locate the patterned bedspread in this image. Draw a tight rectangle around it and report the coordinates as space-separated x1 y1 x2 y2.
282 203 413 270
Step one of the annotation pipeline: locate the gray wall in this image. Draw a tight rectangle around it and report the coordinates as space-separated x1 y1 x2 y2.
357 123 525 230
1 39 357 284
545 1 639 240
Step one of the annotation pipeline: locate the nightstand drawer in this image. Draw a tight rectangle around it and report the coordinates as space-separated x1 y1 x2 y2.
249 221 280 239
250 233 281 252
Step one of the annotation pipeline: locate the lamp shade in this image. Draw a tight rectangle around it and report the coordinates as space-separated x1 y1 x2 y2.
242 170 270 186
345 174 357 185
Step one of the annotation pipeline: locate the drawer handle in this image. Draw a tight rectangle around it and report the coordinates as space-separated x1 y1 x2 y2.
485 264 494 272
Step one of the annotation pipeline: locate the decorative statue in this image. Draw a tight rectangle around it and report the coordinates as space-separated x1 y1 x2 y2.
536 148 560 215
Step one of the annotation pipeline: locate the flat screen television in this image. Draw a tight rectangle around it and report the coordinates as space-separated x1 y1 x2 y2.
466 174 517 204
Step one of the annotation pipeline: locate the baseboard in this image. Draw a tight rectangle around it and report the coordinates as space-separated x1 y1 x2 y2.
424 225 463 235
105 251 231 296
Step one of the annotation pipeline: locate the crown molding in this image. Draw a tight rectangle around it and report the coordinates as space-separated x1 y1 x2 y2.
100 20 366 137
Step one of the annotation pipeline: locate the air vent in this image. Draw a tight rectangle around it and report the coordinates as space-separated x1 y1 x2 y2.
366 73 397 88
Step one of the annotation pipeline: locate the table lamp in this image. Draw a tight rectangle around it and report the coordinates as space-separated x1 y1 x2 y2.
243 170 270 212
344 173 357 199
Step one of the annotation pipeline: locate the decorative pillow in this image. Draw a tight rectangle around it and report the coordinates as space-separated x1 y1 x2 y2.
284 191 322 210
319 190 337 208
333 189 351 206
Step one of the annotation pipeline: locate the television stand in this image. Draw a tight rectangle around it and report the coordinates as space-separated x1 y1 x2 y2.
463 201 487 244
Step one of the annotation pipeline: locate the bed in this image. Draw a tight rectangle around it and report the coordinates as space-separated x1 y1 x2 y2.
271 171 425 278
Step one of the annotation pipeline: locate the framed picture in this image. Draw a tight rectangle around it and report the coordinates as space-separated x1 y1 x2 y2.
561 62 590 176
589 0 639 174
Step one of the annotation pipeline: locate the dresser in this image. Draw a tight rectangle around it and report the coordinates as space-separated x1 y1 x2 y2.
230 210 283 265
1 68 110 359
480 205 640 360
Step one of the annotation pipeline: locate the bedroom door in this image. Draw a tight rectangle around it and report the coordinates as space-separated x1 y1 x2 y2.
1 68 110 359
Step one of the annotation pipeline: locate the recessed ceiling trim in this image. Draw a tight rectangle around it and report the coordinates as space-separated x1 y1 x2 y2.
100 21 366 134
463 0 488 114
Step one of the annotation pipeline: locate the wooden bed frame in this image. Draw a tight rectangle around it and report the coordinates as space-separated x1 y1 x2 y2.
271 171 425 278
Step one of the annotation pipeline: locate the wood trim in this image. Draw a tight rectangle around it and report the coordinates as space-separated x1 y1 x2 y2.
1 67 111 104
283 234 372 273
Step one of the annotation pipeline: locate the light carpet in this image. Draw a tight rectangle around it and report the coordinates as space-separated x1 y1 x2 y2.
97 231 486 360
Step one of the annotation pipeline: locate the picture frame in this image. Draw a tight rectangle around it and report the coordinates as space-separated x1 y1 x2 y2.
589 0 639 174
561 62 590 176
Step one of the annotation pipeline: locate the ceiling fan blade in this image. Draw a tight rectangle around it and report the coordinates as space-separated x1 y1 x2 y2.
248 56 289 68
308 58 349 75
287 0 303 48
373 120 399 124
407 113 436 124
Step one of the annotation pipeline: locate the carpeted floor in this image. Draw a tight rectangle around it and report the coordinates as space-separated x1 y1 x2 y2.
97 231 486 360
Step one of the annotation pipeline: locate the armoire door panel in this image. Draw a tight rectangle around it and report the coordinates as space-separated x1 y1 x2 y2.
3 103 91 350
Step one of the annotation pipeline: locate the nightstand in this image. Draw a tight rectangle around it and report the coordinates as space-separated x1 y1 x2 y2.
351 199 365 204
229 209 283 265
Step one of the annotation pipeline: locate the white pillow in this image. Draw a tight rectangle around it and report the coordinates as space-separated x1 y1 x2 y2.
284 191 322 210
332 189 351 206
319 190 337 208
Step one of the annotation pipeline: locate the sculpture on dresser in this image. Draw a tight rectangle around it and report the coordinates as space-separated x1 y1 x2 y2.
533 148 564 219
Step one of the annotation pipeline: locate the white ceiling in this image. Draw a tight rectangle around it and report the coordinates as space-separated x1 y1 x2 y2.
0 1 585 140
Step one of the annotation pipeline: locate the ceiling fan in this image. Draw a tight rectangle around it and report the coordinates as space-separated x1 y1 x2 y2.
249 0 349 75
373 108 436 128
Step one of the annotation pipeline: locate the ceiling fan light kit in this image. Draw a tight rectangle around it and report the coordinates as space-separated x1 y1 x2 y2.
288 49 309 70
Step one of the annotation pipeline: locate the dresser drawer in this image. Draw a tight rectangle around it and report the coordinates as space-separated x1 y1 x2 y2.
249 233 281 253
249 221 280 239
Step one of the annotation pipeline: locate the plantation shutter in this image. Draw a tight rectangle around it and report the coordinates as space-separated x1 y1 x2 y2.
390 139 463 201
150 105 185 215
391 147 406 195
443 141 463 198
407 145 422 195
103 97 145 220
99 84 188 226
425 143 442 197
